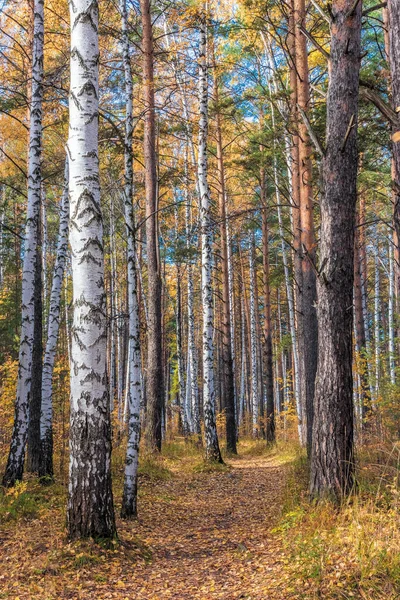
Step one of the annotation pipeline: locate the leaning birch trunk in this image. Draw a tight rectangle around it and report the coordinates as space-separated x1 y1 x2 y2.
67 0 116 538
39 160 69 479
3 0 44 487
120 0 142 518
310 0 362 499
248 232 259 437
198 12 222 463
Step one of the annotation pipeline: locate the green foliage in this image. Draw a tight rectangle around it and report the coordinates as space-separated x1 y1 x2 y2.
138 455 173 481
0 482 40 522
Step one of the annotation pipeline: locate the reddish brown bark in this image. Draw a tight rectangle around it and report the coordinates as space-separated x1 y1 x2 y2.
141 0 164 452
294 0 318 454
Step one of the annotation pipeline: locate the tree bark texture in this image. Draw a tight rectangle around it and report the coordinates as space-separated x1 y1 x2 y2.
67 0 116 538
141 0 164 452
310 0 362 500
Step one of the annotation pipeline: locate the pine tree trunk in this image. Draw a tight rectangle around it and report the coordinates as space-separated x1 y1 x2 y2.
294 0 318 454
310 0 362 500
3 0 44 487
387 1 400 298
214 79 237 453
39 160 69 479
288 0 305 445
67 0 116 538
198 12 222 463
141 0 163 452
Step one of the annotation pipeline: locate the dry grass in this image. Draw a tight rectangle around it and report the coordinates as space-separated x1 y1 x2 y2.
275 438 400 599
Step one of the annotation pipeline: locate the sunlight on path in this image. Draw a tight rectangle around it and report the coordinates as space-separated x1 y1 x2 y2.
126 454 290 600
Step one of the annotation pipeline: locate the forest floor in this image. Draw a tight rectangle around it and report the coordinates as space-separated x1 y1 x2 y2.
0 439 399 599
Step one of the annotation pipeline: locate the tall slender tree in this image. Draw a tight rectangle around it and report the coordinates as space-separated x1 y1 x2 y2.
67 0 116 538
120 0 142 519
214 70 237 453
198 10 222 463
261 174 275 444
310 0 362 499
39 160 69 479
3 0 44 487
141 0 164 452
388 1 400 296
294 0 318 454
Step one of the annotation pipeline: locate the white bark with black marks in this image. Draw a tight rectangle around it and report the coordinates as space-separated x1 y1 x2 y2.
39 160 69 478
67 0 116 538
248 232 258 437
120 0 142 519
3 0 44 487
198 14 222 462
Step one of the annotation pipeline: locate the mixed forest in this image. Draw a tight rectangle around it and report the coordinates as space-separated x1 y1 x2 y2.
0 0 400 597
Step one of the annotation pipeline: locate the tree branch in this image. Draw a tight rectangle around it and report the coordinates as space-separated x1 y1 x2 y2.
297 105 325 157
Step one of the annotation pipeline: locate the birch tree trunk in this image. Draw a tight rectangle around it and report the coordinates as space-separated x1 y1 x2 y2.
120 0 142 519
276 154 303 443
310 0 362 499
27 211 43 473
261 171 275 443
39 160 69 479
185 158 201 436
353 204 369 420
3 0 44 487
238 293 246 427
198 12 222 462
67 0 116 538
226 217 237 427
175 201 188 433
140 0 163 452
248 232 259 437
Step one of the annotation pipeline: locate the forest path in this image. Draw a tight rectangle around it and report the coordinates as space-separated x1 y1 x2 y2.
0 450 293 600
121 452 290 599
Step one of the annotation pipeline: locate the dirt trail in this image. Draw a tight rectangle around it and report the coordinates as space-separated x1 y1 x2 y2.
0 453 291 600
126 454 288 599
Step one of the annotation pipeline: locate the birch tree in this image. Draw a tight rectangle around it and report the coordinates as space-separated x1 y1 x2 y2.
198 11 222 463
39 160 69 479
119 0 142 519
67 0 116 538
248 231 259 437
3 0 44 487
